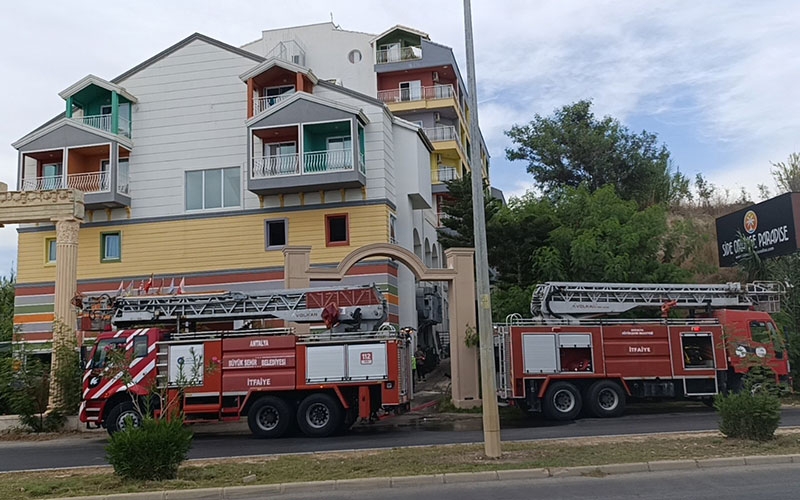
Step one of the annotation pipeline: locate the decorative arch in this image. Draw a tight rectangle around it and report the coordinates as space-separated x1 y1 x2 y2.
282 244 480 409
302 243 456 281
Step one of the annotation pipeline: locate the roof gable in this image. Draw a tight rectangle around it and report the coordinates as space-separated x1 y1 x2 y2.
112 33 265 84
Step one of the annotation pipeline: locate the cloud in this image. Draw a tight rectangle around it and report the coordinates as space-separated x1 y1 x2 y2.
1 1 799 274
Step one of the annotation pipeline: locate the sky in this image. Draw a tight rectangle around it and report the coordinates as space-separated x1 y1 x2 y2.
1 0 799 275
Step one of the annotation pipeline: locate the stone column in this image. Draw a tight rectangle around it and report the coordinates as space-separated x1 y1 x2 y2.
48 217 81 410
444 248 481 408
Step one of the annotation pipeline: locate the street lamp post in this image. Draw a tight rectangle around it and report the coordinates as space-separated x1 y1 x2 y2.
463 0 502 458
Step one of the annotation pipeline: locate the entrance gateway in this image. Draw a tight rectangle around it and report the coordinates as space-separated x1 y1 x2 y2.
282 243 481 408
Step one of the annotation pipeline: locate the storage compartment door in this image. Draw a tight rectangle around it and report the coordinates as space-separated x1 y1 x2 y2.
347 343 388 381
306 345 346 383
522 334 558 374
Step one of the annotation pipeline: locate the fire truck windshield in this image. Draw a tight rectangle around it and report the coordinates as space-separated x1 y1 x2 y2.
750 320 785 351
92 338 126 369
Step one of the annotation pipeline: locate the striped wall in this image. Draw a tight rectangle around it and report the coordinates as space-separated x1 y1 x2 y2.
14 201 400 342
17 203 392 283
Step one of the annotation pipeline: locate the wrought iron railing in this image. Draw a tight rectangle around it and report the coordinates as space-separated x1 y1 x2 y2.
303 150 353 173
21 172 111 193
251 153 300 178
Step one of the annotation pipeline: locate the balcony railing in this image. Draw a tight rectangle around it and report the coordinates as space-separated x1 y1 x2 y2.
424 126 458 142
251 153 300 178
251 150 364 179
376 45 422 64
377 84 455 104
70 114 131 138
21 172 111 193
433 167 459 183
254 93 294 114
304 150 353 173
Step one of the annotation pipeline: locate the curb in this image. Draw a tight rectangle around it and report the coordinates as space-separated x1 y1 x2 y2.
52 454 800 500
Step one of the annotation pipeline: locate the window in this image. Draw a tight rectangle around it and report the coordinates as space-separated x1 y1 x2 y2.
399 80 422 101
42 163 63 190
326 137 353 169
263 142 298 175
100 105 112 116
133 336 148 358
101 232 121 262
347 49 362 64
185 167 240 211
265 219 287 249
326 214 349 246
389 214 397 244
45 238 56 264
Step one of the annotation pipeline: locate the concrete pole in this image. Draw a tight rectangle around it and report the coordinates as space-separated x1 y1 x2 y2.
48 217 80 410
463 0 501 458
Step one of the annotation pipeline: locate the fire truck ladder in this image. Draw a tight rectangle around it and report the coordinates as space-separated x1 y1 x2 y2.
531 281 784 320
76 284 388 332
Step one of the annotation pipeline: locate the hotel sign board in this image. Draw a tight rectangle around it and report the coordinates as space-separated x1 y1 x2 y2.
715 192 800 267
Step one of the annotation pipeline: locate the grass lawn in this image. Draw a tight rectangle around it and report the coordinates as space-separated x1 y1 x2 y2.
3 431 800 499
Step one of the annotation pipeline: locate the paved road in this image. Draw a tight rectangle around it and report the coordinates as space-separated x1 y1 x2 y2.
274 464 800 500
1 406 799 472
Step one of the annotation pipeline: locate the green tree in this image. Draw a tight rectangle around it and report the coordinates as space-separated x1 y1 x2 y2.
488 186 692 320
541 186 690 283
771 152 800 194
0 271 14 343
505 100 683 207
436 172 501 249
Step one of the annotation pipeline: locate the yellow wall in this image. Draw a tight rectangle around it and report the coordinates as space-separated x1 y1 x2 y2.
17 204 391 284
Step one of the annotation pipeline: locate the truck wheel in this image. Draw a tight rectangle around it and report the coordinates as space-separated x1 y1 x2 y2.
248 396 292 438
542 381 582 421
296 393 343 438
105 401 142 436
586 381 625 418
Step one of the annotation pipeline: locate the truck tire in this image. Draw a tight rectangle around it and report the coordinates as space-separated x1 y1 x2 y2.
586 380 625 418
296 393 343 438
105 401 142 436
248 396 292 438
542 381 582 421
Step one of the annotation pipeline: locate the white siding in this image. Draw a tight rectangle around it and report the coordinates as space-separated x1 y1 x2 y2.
242 23 377 96
118 39 259 219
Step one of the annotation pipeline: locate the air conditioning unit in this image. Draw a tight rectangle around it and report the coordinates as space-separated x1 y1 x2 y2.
434 112 441 122
432 71 439 82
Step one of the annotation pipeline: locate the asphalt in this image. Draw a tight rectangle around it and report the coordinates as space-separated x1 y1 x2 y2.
14 360 800 499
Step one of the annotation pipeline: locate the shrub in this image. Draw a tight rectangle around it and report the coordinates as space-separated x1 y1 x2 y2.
714 389 781 441
106 417 193 480
0 354 65 432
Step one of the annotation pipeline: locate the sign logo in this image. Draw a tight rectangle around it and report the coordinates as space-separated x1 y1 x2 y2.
360 352 373 365
743 210 758 234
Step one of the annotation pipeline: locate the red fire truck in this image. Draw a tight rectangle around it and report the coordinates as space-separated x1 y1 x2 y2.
495 281 790 420
76 284 411 437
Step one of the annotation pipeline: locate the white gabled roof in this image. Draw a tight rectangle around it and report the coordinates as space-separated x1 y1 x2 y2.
370 25 430 44
239 57 319 84
58 74 138 103
12 117 133 150
245 91 369 127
